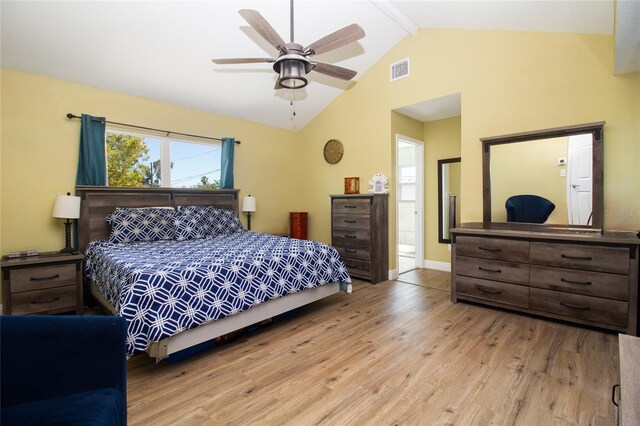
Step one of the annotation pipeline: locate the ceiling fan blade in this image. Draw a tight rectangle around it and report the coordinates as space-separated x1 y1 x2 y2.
311 62 358 81
239 9 287 52
212 58 275 64
304 24 365 56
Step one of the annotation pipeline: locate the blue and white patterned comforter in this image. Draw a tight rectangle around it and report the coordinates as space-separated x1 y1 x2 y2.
84 232 351 355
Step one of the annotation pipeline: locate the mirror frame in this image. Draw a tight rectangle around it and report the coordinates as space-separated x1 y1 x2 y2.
481 121 604 231
438 157 461 243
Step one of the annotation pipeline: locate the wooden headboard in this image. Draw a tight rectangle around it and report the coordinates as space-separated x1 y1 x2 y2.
76 186 239 253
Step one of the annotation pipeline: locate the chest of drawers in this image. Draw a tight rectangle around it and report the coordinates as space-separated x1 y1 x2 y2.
1 252 84 315
451 226 639 335
331 194 388 283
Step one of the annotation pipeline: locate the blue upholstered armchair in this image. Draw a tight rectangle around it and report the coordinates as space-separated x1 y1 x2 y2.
1 315 127 426
505 194 556 224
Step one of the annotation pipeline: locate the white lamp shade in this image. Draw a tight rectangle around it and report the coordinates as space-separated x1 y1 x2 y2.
52 194 81 219
242 195 256 213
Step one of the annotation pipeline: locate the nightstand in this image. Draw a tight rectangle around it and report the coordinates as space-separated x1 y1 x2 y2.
1 252 84 315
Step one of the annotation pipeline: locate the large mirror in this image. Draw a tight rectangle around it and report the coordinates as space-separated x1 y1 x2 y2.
482 122 604 230
438 157 461 243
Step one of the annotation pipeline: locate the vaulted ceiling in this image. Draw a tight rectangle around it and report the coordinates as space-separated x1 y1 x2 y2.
2 1 637 130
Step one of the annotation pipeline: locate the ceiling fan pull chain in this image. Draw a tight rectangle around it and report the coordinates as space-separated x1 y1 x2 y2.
291 90 297 117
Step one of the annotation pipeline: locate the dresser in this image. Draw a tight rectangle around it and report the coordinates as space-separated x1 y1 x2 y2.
451 224 639 335
331 194 389 284
1 252 84 315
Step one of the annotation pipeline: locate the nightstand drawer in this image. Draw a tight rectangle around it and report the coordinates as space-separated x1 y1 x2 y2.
11 285 77 315
333 214 370 230
10 264 77 293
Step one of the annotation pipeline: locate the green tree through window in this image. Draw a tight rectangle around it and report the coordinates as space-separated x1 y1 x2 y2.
106 134 150 187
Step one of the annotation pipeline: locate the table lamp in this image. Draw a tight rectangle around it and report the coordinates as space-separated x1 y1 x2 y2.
242 195 256 231
52 192 81 253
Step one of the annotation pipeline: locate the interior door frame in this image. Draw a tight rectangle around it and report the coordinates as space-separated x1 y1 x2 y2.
395 134 425 272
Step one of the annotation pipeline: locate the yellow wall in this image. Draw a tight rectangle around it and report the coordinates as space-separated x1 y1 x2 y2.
299 28 640 273
490 137 569 223
424 117 462 263
0 69 300 253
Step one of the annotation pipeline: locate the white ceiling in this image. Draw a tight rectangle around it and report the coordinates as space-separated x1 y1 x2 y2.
1 1 636 130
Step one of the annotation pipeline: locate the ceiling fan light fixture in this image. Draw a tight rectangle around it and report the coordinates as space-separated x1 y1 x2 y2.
278 59 308 89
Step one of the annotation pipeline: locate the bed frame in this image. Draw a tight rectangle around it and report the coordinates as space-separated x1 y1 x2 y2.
76 186 339 361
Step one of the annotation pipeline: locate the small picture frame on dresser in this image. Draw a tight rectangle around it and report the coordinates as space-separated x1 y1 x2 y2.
344 177 360 194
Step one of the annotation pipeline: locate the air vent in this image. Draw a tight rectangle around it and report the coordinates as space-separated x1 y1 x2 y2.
390 58 410 81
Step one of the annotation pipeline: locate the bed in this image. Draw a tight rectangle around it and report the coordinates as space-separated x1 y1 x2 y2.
76 186 351 361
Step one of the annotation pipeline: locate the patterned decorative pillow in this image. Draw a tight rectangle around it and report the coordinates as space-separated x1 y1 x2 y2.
178 206 244 237
173 211 207 241
106 207 177 244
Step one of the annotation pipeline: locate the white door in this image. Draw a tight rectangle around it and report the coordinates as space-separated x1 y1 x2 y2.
396 135 424 274
567 134 593 225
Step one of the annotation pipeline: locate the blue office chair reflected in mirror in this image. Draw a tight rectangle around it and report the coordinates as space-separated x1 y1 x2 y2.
506 195 555 223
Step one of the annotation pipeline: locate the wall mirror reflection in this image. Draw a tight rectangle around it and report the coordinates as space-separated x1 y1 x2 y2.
438 157 461 243
482 122 604 230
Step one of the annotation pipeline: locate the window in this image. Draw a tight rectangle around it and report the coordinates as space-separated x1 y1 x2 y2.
106 129 221 188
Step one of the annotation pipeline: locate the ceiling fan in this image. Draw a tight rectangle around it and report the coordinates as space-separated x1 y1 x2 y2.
212 0 365 90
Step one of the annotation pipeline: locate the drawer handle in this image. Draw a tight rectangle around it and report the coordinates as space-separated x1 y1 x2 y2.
478 246 502 252
561 254 593 261
344 235 357 239
343 205 358 209
478 267 502 273
344 220 357 224
475 285 502 294
30 274 60 281
31 297 60 304
560 278 592 286
612 384 620 407
345 249 357 254
560 302 590 310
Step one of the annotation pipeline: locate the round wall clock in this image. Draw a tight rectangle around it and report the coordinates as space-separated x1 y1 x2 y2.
323 139 344 164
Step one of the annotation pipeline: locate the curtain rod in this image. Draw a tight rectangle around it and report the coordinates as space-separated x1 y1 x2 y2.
66 113 241 144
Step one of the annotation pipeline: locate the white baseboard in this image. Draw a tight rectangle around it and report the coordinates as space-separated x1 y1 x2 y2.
389 269 399 280
424 260 451 272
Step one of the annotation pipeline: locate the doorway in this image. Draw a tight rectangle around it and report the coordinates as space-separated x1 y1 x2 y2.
567 134 593 225
396 135 424 275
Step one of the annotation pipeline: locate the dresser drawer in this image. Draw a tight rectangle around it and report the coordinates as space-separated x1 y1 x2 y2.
11 285 77 315
342 258 371 279
456 276 529 308
530 265 628 301
530 242 629 274
456 256 529 285
456 236 529 262
332 198 371 215
335 243 370 262
333 214 370 230
332 228 370 245
10 264 77 293
530 288 627 328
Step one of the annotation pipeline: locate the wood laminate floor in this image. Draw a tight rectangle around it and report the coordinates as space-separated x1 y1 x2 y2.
126 270 619 425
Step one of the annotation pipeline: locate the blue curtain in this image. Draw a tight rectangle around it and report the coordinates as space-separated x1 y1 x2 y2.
220 137 235 189
76 114 107 185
